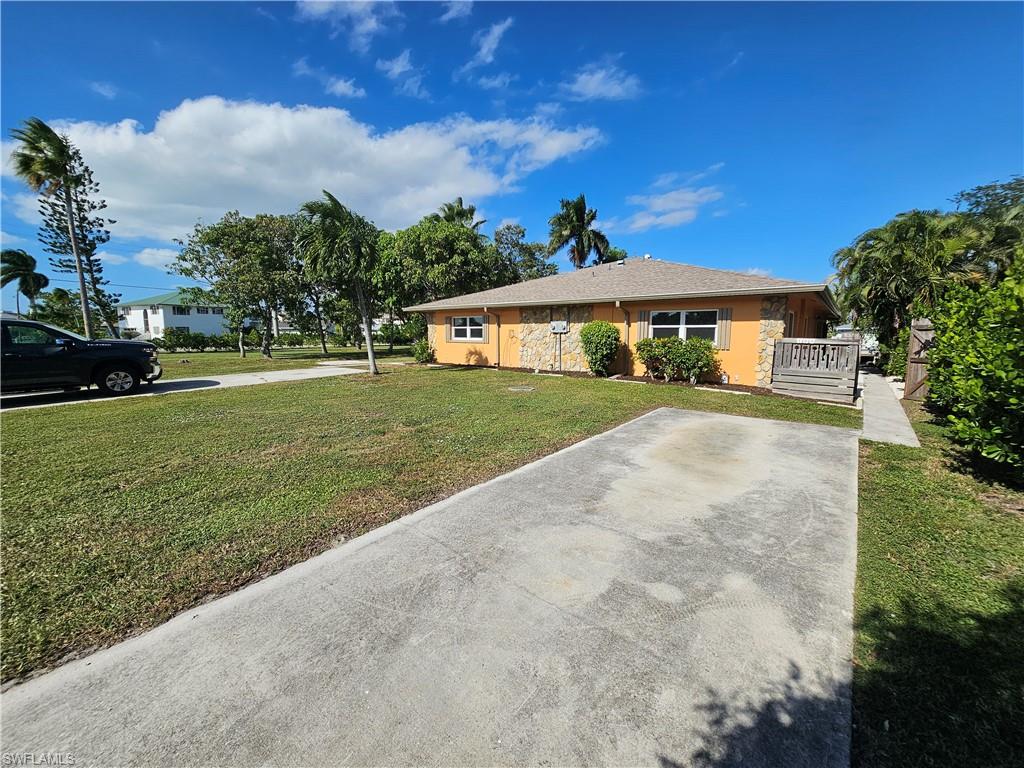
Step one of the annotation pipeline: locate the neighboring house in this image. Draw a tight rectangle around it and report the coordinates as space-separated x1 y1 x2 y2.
405 258 840 387
117 291 229 340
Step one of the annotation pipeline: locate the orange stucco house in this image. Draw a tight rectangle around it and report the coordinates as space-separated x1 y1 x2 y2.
406 258 840 387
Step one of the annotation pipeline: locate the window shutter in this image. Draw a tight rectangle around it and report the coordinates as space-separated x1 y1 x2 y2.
481 314 489 343
716 308 732 350
637 310 650 340
445 316 452 343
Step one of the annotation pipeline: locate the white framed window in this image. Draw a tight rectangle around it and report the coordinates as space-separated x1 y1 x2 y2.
451 315 484 341
196 306 209 314
172 306 191 316
650 310 718 344
211 307 224 315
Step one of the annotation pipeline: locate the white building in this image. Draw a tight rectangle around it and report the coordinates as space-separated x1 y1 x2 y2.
118 290 230 339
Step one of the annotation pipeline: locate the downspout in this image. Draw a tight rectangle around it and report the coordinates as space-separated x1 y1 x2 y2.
483 307 500 368
617 300 631 374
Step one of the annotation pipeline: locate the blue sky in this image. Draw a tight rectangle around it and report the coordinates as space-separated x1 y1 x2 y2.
2 1 1021 309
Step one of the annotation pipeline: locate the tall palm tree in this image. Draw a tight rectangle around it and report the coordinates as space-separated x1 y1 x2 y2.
1 249 50 317
298 191 380 374
547 194 609 269
831 210 984 340
9 118 93 338
434 197 486 231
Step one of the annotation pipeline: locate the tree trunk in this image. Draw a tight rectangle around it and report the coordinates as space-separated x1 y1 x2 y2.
388 308 395 352
355 284 379 375
238 328 247 358
312 295 329 355
63 183 94 339
260 310 274 358
15 291 21 317
83 257 119 338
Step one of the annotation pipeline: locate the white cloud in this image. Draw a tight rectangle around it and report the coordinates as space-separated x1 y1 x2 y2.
0 230 28 247
134 247 178 270
459 17 513 75
604 183 724 233
561 59 642 101
89 81 119 100
292 57 366 98
295 1 399 54
439 1 472 23
741 267 771 277
1 96 602 242
376 50 429 99
477 72 515 90
376 49 413 79
96 250 130 265
533 102 563 118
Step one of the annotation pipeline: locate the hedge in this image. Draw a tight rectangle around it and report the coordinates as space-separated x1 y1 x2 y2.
579 321 621 376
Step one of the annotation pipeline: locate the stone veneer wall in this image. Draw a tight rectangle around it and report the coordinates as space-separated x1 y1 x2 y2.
425 313 435 347
756 295 788 387
518 305 593 371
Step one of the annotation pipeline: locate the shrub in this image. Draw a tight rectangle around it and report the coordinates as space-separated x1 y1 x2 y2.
579 321 621 376
929 253 1024 470
635 336 720 383
274 333 305 348
880 326 910 378
634 338 665 380
411 338 435 364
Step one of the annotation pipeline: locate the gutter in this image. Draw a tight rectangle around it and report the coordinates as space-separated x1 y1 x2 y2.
405 283 832 313
482 306 500 367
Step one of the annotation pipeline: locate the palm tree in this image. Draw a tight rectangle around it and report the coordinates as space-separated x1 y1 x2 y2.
547 194 609 269
1 249 50 317
831 210 984 341
298 191 380 374
434 197 486 231
9 118 94 338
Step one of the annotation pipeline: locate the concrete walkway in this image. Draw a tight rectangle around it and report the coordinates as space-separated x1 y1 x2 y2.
860 370 921 446
1 408 859 767
0 366 365 411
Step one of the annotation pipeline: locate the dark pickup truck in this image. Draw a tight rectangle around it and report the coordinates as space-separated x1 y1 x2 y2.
1 318 162 396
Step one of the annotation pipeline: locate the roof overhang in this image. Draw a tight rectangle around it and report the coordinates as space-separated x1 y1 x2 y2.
406 283 838 314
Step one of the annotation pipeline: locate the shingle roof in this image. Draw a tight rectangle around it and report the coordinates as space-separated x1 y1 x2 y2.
118 290 223 307
405 258 838 314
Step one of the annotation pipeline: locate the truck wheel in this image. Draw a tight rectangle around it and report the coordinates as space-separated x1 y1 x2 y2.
96 364 141 396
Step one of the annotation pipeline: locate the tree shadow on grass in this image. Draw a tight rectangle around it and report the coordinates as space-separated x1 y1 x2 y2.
665 580 1023 768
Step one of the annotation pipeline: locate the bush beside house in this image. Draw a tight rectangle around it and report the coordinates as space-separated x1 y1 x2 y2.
579 321 620 376
635 337 720 383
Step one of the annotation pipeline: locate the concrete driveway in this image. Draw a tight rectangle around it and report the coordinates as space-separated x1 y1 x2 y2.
0 365 364 411
0 408 859 767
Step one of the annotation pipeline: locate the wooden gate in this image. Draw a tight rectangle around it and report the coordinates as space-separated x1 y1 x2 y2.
771 338 860 403
904 318 934 401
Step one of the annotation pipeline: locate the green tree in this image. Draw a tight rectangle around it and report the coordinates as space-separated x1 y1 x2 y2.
175 212 298 358
494 223 558 281
9 118 93 337
596 245 629 264
547 194 609 269
33 288 100 332
37 143 120 337
831 210 982 344
298 191 381 374
391 217 509 303
951 176 1024 281
431 196 486 231
1 249 49 317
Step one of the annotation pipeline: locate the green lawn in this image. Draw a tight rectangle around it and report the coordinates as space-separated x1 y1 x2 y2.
0 366 858 681
157 345 411 379
853 402 1024 767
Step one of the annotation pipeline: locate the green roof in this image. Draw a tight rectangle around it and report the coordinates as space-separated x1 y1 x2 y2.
118 290 222 307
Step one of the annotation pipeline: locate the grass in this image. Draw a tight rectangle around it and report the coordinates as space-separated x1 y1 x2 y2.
157 345 412 380
0 366 858 681
853 401 1024 767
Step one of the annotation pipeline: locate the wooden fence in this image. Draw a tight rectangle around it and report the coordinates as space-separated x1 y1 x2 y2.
771 338 860 404
904 318 934 401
